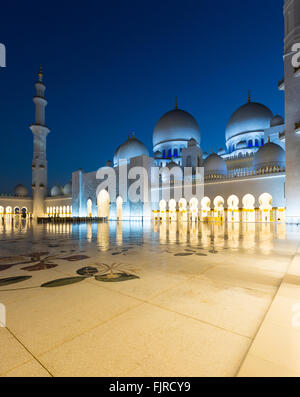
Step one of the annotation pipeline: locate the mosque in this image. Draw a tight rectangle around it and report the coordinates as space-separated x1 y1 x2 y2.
1 0 300 224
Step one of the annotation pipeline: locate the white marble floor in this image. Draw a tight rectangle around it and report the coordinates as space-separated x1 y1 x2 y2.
0 219 299 377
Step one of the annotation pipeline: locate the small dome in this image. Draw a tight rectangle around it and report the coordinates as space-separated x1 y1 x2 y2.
113 135 149 167
270 115 284 127
51 184 64 197
204 153 227 176
166 160 180 170
253 142 285 170
63 181 72 195
226 101 273 142
14 184 28 197
188 138 197 147
153 108 201 150
218 148 226 155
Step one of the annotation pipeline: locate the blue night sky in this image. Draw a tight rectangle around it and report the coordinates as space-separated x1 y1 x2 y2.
0 0 284 193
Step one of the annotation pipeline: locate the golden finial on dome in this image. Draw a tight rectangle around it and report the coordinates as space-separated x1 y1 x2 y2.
175 96 178 110
212 147 215 154
132 129 135 138
38 65 43 82
248 90 251 104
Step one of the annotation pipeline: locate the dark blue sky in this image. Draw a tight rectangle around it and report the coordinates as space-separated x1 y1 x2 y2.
0 0 284 193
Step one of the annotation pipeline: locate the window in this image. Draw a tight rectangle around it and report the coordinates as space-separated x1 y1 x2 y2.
248 140 253 148
168 148 172 158
162 149 166 158
174 148 178 157
255 139 259 147
261 138 264 146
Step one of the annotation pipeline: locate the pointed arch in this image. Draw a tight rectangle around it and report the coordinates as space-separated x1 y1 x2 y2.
87 199 93 218
97 189 110 219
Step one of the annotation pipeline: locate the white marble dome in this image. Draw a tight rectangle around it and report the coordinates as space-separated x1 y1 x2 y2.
204 153 227 176
113 136 149 167
63 181 72 195
153 108 201 150
226 102 273 142
270 115 284 127
51 184 64 197
253 142 285 170
14 184 28 197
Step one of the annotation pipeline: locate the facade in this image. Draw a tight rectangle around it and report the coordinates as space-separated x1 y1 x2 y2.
0 0 299 224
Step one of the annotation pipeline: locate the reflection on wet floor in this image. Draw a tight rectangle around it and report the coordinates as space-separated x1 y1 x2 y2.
0 217 289 255
0 217 299 377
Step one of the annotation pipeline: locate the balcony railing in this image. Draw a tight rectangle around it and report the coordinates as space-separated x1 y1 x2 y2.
204 166 285 181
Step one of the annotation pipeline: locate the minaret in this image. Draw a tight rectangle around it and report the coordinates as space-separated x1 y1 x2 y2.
283 0 300 223
30 66 50 218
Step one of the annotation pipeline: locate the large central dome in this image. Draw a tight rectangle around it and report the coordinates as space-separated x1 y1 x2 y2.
153 108 201 150
226 102 273 142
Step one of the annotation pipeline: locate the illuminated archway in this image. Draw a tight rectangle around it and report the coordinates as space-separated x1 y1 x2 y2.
116 196 123 221
259 193 273 222
97 189 110 219
6 206 12 215
190 197 199 222
0 206 4 215
168 199 177 221
87 199 92 218
213 196 224 221
159 199 167 221
14 207 20 215
242 194 255 222
227 195 239 222
178 198 187 222
201 197 211 220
